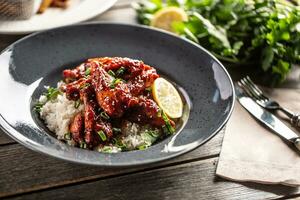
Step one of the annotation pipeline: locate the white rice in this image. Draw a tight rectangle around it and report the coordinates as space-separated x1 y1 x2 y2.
121 121 160 150
40 93 83 139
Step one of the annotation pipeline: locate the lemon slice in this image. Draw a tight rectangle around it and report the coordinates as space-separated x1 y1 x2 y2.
153 77 183 118
150 7 188 32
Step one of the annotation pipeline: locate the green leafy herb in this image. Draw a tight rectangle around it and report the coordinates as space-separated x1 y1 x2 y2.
34 102 44 113
110 78 123 89
64 132 71 140
79 83 91 89
97 130 107 141
135 0 300 85
108 70 116 77
145 87 152 92
74 100 81 109
85 68 91 76
137 144 147 150
115 67 126 77
100 111 110 120
113 128 122 133
102 147 112 153
112 138 127 150
46 87 61 101
79 141 87 149
161 111 175 134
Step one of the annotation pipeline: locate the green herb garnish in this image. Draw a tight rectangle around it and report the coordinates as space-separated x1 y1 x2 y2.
137 144 147 150
100 111 110 120
161 111 175 134
113 128 122 133
64 132 71 140
46 87 61 101
145 87 152 92
115 67 126 77
112 138 127 150
79 141 87 149
79 83 91 89
34 102 44 113
110 78 123 89
108 70 116 77
74 100 81 108
85 68 91 76
102 146 113 153
135 0 300 85
97 130 107 141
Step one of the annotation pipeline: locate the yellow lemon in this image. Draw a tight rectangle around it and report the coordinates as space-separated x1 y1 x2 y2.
153 77 183 118
150 7 188 32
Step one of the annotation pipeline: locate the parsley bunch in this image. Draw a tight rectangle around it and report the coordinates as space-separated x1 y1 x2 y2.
135 0 300 85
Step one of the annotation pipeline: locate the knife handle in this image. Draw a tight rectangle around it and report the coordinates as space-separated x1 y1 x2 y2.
291 114 300 129
294 138 300 152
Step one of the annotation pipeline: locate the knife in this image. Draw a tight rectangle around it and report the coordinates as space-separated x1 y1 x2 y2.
235 85 300 151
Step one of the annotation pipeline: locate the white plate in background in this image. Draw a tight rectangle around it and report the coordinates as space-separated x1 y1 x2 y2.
0 0 117 35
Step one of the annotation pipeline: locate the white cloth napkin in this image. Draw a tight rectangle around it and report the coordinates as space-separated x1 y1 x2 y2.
216 88 300 186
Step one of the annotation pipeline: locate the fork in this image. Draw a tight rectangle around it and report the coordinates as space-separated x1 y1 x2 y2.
237 76 300 129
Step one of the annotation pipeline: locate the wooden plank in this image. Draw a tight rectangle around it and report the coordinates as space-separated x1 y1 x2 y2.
0 130 15 145
0 130 223 198
7 157 300 200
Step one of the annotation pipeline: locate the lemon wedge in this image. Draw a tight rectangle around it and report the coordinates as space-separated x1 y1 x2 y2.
153 77 183 118
150 7 188 32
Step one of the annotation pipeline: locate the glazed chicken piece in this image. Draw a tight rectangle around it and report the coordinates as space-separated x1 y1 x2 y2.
89 57 144 80
62 59 101 82
127 97 174 127
81 87 98 145
91 67 134 118
61 78 91 101
69 113 84 143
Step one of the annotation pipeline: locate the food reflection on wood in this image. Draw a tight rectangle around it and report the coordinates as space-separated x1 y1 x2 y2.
38 0 69 14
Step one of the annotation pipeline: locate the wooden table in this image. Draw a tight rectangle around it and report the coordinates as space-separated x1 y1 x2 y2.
0 1 299 199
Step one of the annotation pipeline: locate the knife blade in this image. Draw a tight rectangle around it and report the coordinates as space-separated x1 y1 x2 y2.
235 85 300 151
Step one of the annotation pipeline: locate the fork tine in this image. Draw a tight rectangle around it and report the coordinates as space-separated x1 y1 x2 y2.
245 76 264 95
242 77 268 102
237 81 258 100
239 79 261 100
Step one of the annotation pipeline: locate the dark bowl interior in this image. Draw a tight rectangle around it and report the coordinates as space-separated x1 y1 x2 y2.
0 23 234 166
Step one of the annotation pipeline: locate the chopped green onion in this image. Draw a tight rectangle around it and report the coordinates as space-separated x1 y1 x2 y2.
157 109 162 117
112 138 126 150
145 87 152 92
46 87 61 101
85 68 91 76
113 128 122 133
34 102 44 113
79 141 87 149
64 132 71 140
97 130 107 141
115 67 126 77
161 111 175 134
102 146 112 153
79 83 91 89
74 100 81 108
108 70 115 77
110 78 123 89
137 144 147 150
100 112 110 120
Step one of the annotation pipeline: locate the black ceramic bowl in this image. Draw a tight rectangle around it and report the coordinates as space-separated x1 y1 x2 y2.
0 23 234 166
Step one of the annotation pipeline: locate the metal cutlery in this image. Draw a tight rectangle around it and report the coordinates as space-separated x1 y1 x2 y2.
235 84 300 152
238 76 300 129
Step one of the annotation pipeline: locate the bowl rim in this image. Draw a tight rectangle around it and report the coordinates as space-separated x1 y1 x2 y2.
0 22 235 167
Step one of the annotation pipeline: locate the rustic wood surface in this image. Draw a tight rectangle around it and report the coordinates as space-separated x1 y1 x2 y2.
0 1 300 199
